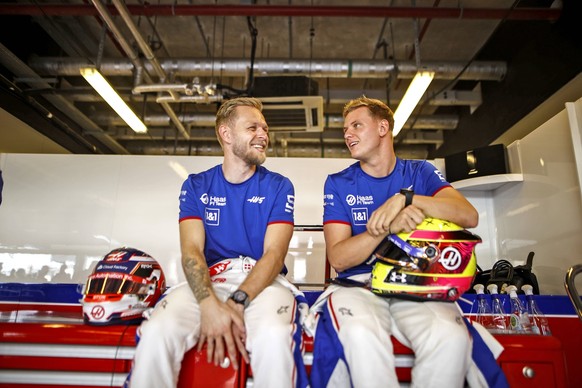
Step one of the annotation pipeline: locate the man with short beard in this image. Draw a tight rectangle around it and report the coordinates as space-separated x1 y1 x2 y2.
127 97 306 388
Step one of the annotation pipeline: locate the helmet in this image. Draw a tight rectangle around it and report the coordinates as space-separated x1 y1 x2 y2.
371 218 481 301
81 247 166 325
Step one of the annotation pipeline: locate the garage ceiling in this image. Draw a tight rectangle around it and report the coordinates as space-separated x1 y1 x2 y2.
0 0 580 159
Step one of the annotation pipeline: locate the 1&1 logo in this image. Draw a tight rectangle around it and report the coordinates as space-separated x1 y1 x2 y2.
205 208 220 226
351 208 368 226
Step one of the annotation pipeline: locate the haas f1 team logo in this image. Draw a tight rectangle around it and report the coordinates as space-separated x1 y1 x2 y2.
90 305 106 320
438 247 462 271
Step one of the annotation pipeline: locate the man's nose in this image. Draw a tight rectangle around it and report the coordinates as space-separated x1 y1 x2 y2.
257 126 268 138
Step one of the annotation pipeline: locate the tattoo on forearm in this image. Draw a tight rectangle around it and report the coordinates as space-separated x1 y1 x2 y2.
183 257 211 302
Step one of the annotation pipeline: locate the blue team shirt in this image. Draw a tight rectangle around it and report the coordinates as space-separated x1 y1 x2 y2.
323 158 450 278
179 165 295 267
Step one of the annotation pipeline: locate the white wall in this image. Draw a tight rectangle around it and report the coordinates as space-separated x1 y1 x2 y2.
0 153 352 287
457 97 582 295
496 101 582 294
3 99 582 296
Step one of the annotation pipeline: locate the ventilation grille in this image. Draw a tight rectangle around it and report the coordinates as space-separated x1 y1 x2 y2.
260 96 324 132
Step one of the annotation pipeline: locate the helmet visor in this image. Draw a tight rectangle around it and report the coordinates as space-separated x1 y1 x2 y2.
84 273 151 295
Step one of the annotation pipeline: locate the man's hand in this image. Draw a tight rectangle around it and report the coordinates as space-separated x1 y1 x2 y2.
366 193 404 237
387 204 425 234
367 194 425 237
227 299 250 364
197 297 248 370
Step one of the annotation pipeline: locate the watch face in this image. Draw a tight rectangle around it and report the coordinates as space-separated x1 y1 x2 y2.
232 290 249 306
233 291 245 302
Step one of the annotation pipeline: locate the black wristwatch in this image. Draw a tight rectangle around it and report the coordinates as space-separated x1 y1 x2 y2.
229 290 250 309
400 188 414 207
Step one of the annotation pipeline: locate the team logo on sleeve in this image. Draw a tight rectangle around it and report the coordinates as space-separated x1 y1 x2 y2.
285 195 295 213
323 193 334 207
205 208 220 226
351 208 368 225
434 170 446 182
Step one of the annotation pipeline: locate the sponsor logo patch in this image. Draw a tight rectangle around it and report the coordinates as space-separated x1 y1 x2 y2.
285 194 295 213
346 194 374 206
247 196 265 204
205 208 220 226
351 207 368 225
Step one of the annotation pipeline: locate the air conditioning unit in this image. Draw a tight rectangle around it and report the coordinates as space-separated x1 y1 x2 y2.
259 96 324 132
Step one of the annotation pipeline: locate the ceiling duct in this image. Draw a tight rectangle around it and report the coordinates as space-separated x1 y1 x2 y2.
252 76 323 132
260 96 324 132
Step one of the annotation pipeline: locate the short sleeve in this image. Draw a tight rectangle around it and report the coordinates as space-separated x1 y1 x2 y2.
268 176 295 224
323 175 349 224
178 176 201 221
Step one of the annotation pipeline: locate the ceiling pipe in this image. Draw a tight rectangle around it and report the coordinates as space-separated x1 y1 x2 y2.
109 0 169 86
92 113 459 130
0 4 561 21
90 0 190 140
118 139 430 160
45 86 482 109
29 58 506 81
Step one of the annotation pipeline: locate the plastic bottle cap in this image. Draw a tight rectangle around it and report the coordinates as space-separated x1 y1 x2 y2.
521 284 533 295
506 285 518 296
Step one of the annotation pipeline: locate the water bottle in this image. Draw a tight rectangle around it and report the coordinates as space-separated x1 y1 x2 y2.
473 284 496 330
486 283 508 334
506 285 533 334
522 284 552 335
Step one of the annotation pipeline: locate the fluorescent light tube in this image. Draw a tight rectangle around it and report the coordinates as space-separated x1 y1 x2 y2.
80 67 147 134
393 71 435 136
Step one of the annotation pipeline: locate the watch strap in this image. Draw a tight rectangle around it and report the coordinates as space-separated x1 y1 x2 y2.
400 189 414 207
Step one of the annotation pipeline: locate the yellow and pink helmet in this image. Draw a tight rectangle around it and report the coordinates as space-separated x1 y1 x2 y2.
371 218 481 301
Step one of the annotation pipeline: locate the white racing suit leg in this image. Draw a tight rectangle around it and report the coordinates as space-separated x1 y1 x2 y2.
244 274 300 388
389 299 471 388
326 285 397 388
129 282 200 388
128 258 302 388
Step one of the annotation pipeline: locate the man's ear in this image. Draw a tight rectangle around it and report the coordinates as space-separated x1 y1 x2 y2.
218 125 231 144
379 119 391 137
